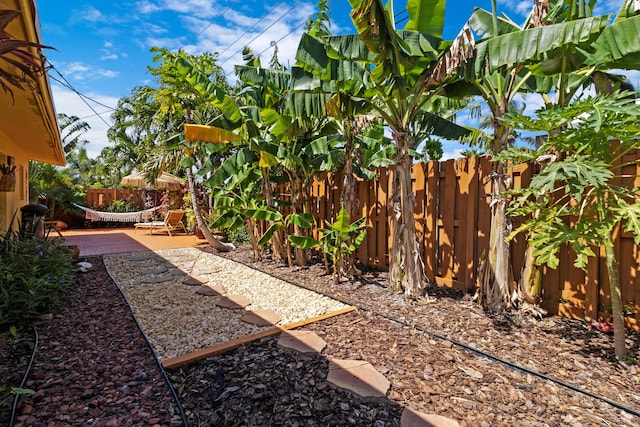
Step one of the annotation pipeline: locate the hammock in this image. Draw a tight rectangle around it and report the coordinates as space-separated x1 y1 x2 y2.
73 203 159 223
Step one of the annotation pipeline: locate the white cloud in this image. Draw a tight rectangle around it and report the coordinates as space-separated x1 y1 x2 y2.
441 148 466 161
176 3 313 81
137 0 225 18
145 36 186 51
73 6 106 23
57 62 120 81
51 84 119 159
100 54 119 60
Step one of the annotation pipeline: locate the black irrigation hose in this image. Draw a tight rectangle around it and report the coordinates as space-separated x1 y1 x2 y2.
224 256 640 420
103 256 190 427
9 325 39 427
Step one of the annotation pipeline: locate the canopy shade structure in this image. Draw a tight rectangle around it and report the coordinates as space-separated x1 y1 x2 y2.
120 172 185 190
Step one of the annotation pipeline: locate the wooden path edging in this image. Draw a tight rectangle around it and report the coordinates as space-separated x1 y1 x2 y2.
162 305 357 369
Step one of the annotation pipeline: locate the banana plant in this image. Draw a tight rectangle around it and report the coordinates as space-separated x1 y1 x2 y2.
296 0 476 298
289 207 368 286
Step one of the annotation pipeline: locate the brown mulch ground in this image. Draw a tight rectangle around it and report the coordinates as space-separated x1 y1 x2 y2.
2 247 640 426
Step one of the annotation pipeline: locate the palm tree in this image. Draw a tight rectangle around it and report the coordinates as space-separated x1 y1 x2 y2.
58 113 90 155
144 48 234 252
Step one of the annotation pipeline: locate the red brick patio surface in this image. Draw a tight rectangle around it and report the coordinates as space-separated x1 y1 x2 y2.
59 227 206 257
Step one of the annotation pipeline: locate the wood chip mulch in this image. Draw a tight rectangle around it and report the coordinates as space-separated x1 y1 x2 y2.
2 248 640 427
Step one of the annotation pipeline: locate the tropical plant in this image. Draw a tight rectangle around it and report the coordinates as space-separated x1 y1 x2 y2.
28 161 84 218
297 0 474 297
500 92 640 360
289 207 368 285
0 9 51 101
144 48 234 252
445 0 637 311
58 113 90 154
0 218 76 328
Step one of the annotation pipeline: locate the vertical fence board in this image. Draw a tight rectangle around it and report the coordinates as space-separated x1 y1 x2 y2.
376 168 391 268
462 157 480 291
423 161 438 283
413 164 427 265
455 158 471 290
585 249 600 321
475 157 492 288
436 160 456 287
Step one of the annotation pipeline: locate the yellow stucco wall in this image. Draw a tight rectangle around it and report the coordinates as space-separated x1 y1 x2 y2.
0 137 30 232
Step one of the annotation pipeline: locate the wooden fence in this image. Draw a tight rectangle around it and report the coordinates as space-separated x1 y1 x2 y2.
303 155 640 330
84 188 144 209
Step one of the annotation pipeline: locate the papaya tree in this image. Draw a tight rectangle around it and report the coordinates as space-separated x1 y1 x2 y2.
500 92 640 360
446 0 629 311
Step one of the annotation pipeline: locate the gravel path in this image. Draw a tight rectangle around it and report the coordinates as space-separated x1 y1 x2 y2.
103 247 349 360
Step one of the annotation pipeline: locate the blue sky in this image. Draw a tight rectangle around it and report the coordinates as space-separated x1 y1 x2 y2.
37 0 629 159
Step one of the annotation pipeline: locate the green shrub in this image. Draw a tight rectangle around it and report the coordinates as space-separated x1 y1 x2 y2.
106 198 140 213
0 232 76 328
228 225 251 245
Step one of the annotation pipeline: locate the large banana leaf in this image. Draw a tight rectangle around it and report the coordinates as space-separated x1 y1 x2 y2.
285 91 334 119
176 58 242 123
469 7 521 38
474 15 610 74
290 66 338 92
405 0 446 38
235 65 291 92
205 147 257 188
324 33 375 62
586 14 640 69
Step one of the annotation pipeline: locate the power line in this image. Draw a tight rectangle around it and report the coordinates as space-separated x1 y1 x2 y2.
219 0 305 67
257 20 306 58
197 7 231 35
216 4 282 58
46 62 115 127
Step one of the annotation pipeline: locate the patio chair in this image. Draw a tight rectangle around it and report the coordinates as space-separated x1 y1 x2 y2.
134 209 187 236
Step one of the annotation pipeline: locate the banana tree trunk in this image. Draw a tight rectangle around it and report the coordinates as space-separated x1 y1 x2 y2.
389 129 424 298
480 170 514 309
480 123 517 309
262 169 287 263
291 173 307 266
245 217 262 261
186 167 235 252
341 147 357 278
519 243 542 303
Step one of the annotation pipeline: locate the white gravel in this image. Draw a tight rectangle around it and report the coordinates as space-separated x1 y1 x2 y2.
103 247 349 360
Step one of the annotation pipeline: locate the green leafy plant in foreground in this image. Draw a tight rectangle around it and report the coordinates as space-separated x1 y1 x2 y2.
0 220 76 328
289 207 368 285
499 92 640 360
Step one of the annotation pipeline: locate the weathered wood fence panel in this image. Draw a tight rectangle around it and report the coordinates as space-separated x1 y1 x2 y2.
299 155 639 329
